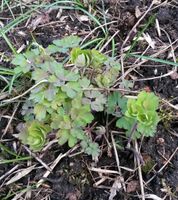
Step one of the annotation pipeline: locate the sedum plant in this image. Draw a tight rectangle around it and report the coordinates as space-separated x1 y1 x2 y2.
116 91 160 138
17 121 51 152
12 35 121 159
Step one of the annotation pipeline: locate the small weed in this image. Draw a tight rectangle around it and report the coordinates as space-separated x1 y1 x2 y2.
11 35 120 159
116 91 160 138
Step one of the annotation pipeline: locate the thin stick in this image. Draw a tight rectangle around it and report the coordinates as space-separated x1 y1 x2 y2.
2 79 48 103
36 146 78 187
111 132 126 192
23 146 52 172
1 102 20 138
146 147 178 185
134 140 145 200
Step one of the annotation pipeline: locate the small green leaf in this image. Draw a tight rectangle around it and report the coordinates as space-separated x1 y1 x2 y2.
12 54 31 73
53 36 81 53
68 135 78 147
79 77 90 88
91 49 107 68
57 129 70 146
32 68 48 81
61 82 81 98
34 104 46 121
17 121 50 152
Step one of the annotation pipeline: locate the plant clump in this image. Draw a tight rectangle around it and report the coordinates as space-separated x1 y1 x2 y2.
11 35 120 159
116 91 160 138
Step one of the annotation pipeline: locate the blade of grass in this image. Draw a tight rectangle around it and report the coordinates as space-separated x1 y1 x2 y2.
0 31 17 54
125 14 156 58
0 156 32 164
0 143 20 157
129 54 178 67
43 1 107 35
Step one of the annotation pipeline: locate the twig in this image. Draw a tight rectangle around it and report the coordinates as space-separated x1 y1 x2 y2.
1 102 20 139
23 146 52 172
2 79 48 103
36 145 78 187
134 140 145 200
146 147 178 185
111 132 126 192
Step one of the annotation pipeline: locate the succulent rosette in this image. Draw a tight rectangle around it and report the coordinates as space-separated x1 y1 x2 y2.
18 121 51 152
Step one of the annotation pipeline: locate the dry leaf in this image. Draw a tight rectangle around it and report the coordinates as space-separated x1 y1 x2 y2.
142 32 155 49
109 177 122 200
78 15 89 22
135 6 142 18
126 180 139 193
28 12 50 31
169 70 178 80
5 165 35 185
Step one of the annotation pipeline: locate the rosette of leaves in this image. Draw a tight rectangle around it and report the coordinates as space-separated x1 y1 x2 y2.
17 121 51 152
116 91 160 138
95 57 121 88
70 47 107 69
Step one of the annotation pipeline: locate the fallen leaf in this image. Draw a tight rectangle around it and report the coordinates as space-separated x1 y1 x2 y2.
126 180 139 193
5 165 35 185
169 70 178 80
135 6 142 18
78 15 89 22
28 12 50 31
109 177 123 200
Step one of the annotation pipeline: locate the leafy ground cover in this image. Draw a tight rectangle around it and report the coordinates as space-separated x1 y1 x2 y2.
0 0 178 200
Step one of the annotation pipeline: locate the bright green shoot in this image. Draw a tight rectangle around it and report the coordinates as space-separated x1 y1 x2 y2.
116 91 160 138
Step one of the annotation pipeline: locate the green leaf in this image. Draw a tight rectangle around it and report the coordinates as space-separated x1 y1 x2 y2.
83 90 106 112
91 49 107 68
137 91 159 111
84 142 100 159
44 85 58 101
53 36 81 53
61 82 81 98
45 44 62 54
68 135 78 147
71 128 85 140
70 47 91 67
17 121 51 152
12 54 31 73
79 77 90 88
32 68 48 81
57 129 70 146
34 104 46 121
107 92 127 114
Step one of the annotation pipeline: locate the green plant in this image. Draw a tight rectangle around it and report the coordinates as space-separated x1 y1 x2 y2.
17 121 51 152
116 91 160 138
11 35 120 159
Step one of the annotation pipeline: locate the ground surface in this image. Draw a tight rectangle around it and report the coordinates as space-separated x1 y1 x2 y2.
0 1 178 200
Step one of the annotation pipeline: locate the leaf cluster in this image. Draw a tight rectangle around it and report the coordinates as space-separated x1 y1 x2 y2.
116 91 160 138
11 36 120 158
71 48 120 88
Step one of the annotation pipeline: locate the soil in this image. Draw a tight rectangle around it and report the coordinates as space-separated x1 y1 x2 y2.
0 1 178 200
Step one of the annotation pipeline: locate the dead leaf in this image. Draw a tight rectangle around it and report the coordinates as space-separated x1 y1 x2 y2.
78 15 89 22
5 165 35 185
109 177 122 200
126 180 139 193
142 32 155 49
135 6 142 18
28 12 50 31
169 70 178 80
